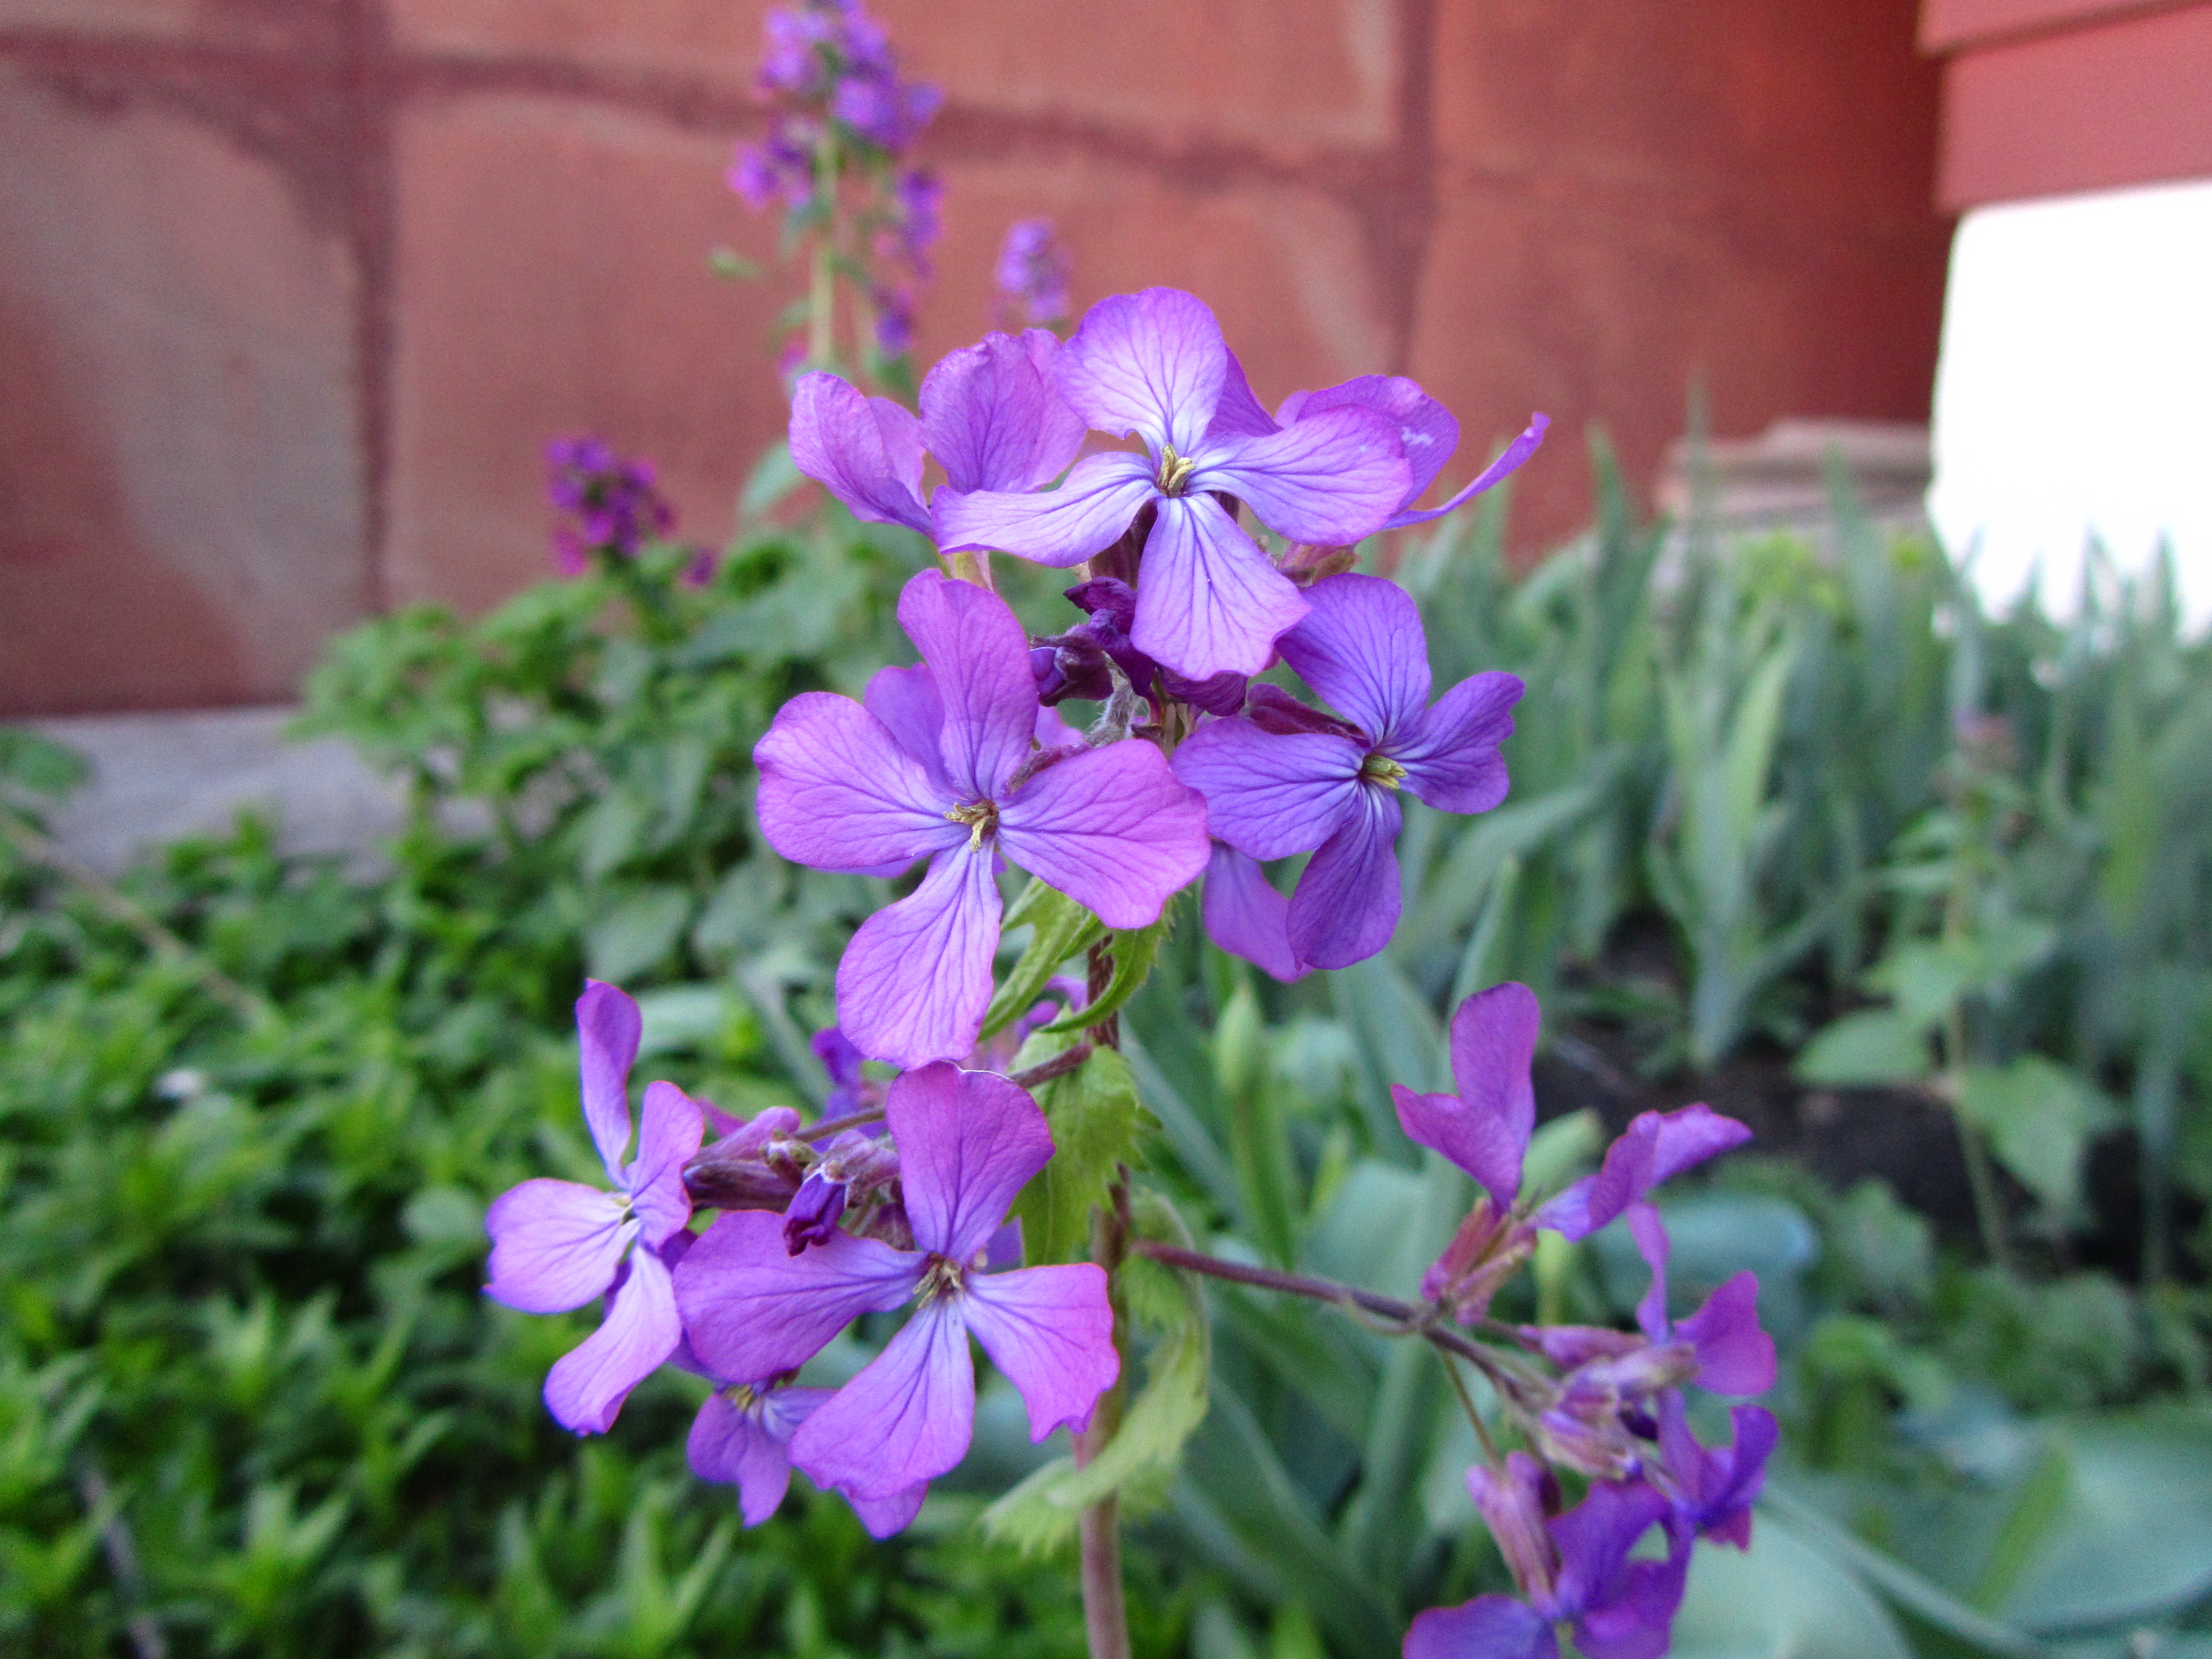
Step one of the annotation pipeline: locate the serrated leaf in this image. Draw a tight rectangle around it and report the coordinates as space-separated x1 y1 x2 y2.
1009 1033 1144 1267
981 883 1104 1041
979 1276 1209 1554
1043 906 1176 1034
1796 1009 1932 1087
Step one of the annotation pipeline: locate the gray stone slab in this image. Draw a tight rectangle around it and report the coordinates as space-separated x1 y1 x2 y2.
24 705 405 876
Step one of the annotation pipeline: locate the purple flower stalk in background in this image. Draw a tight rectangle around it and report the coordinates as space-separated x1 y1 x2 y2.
1172 573 1523 971
1406 1462 1690 1659
995 218 1072 330
936 288 1414 678
753 568 1208 1066
790 330 1087 537
483 982 705 1433
674 1064 1120 1516
545 436 676 574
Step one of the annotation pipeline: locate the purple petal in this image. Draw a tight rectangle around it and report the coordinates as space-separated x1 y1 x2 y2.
890 1062 1055 1262
1533 1106 1753 1242
577 980 641 1181
1280 375 1459 514
1204 349 1281 442
1276 573 1432 746
789 371 932 535
1403 1598 1558 1659
836 847 1003 1068
1131 494 1312 678
1626 1202 1673 1345
1056 287 1226 454
673 1208 920 1384
1392 982 1540 1206
484 1178 629 1314
688 1388 825 1525
898 569 1038 800
626 1081 704 1246
811 1025 869 1096
1663 1401 1775 1547
1201 843 1307 982
1548 1480 1671 1622
1286 785 1402 970
1161 669 1249 716
1169 719 1363 863
919 330 1087 495
1190 405 1409 547
848 1482 929 1538
1572 1529 1690 1659
933 451 1157 569
544 1242 682 1434
1676 1271 1775 1396
1394 672 1523 815
754 692 962 872
789 1298 976 1501
1385 414 1550 530
863 664 949 787
997 742 1210 930
961 1264 1119 1440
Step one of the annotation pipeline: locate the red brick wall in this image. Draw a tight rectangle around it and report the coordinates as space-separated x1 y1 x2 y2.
0 0 1951 715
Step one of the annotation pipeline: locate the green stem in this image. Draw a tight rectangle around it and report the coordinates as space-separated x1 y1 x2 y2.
1077 1177 1132 1659
807 234 836 369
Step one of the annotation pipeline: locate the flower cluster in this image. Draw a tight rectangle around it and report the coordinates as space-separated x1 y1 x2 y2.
1397 984 1777 1657
491 271 1769 1659
488 982 1116 1538
994 218 1072 330
545 436 676 575
730 0 942 362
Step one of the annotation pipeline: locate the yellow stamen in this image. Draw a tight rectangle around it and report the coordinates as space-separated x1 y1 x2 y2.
945 798 998 850
1157 446 1197 496
1360 753 1408 790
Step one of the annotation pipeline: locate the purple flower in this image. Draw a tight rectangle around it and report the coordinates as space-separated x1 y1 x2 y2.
1407 1461 1689 1659
1172 573 1523 970
789 330 1087 537
1246 362 1550 533
995 218 1072 329
783 1129 899 1254
687 1376 926 1537
729 122 817 210
813 1025 875 1117
1653 1394 1776 1549
833 74 942 153
1199 843 1307 983
484 982 705 1433
673 1064 1121 1511
1391 985 1753 1320
544 437 675 572
1622 1204 1776 1397
752 568 1209 1066
935 288 1414 678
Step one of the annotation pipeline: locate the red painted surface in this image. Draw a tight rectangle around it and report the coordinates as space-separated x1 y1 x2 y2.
1929 2 2212 205
0 0 1952 715
1922 0 2200 50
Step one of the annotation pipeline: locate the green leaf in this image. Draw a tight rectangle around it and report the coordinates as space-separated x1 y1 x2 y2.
586 886 694 983
1043 906 1176 1034
980 1251 1210 1554
1008 1033 1144 1267
1795 1009 1932 1087
1520 1108 1602 1203
739 439 805 518
980 882 1104 1042
1669 1511 1915 1659
1959 1057 2111 1217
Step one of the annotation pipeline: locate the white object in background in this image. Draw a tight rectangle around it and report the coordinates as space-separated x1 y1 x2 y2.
1928 178 2212 626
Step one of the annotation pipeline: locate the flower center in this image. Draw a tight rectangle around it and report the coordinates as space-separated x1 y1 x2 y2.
725 1382 760 1412
1156 445 1197 497
1359 752 1408 790
945 797 998 850
917 1253 968 1303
